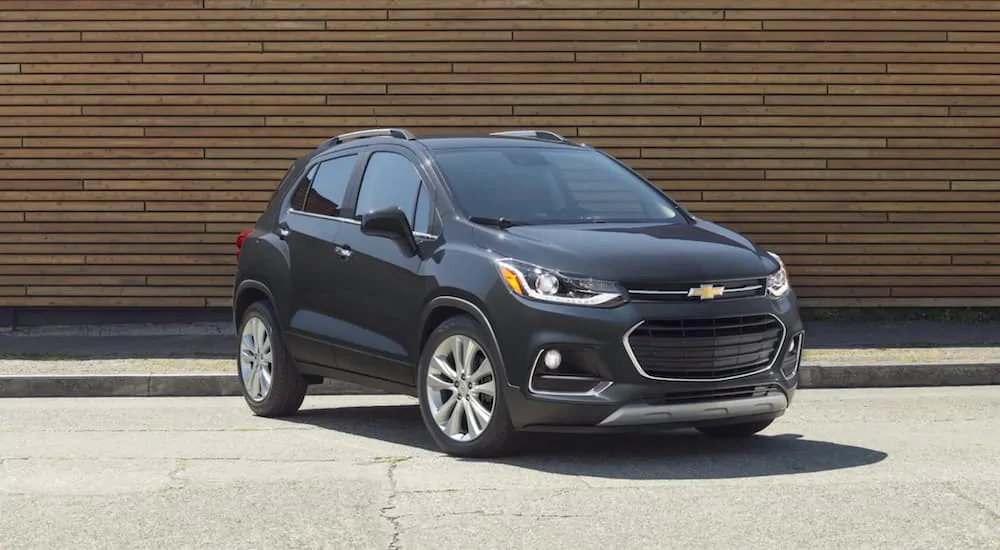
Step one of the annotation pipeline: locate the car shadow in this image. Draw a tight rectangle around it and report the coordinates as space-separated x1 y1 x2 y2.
281 403 888 480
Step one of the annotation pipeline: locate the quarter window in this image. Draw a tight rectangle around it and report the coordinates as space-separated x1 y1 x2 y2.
414 183 432 235
288 164 314 211
355 152 432 234
300 154 357 218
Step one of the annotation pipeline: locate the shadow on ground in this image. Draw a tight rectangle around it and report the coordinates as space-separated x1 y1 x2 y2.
281 403 888 480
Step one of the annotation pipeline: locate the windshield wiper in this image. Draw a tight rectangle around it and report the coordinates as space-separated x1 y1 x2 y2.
468 216 524 229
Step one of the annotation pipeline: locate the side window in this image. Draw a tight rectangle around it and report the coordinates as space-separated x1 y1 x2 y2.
355 152 427 232
288 164 315 211
301 154 357 218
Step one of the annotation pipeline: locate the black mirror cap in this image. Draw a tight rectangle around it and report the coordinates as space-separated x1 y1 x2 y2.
361 207 418 251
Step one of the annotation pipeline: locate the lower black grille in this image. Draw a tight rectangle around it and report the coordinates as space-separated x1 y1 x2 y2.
626 315 784 380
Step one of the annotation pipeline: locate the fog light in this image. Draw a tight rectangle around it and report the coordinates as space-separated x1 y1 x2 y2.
543 349 562 370
788 337 797 353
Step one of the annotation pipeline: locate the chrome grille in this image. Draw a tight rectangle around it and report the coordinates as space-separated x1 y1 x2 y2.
626 314 784 381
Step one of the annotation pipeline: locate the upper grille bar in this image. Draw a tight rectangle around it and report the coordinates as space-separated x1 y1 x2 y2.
625 278 767 301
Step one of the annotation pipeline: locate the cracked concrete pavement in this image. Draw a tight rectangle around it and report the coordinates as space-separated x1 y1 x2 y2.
1 388 998 549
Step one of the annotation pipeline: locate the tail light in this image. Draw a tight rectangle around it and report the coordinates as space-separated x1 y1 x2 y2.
236 228 252 259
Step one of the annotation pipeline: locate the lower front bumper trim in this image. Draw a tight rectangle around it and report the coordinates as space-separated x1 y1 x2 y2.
597 393 788 427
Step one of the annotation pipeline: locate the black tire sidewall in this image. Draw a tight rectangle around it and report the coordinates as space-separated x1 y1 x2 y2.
237 301 305 416
417 315 515 456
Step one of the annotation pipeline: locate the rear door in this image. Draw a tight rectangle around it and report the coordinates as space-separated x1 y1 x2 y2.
278 152 362 368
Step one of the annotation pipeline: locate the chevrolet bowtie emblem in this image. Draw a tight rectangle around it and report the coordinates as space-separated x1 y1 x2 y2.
688 284 726 300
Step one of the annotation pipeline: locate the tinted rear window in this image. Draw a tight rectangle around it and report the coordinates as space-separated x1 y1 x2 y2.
302 154 357 218
432 147 681 225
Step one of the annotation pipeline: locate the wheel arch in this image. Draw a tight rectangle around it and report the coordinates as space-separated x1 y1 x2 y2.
418 295 506 376
233 279 276 329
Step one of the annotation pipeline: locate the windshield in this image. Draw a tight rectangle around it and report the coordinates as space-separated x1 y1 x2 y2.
433 147 683 225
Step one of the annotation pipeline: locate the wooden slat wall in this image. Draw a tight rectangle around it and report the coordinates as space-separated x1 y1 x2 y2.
1 0 998 310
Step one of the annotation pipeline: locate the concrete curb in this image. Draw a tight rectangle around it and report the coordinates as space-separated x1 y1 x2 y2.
798 363 1000 388
0 374 383 398
2 364 998 398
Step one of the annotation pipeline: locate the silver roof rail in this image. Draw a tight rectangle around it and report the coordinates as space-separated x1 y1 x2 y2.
322 128 416 148
489 130 573 144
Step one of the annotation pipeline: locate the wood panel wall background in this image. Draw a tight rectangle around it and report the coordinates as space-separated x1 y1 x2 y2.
0 0 998 310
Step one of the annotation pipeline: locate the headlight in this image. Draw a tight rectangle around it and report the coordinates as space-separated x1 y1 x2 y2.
766 252 790 298
495 259 625 307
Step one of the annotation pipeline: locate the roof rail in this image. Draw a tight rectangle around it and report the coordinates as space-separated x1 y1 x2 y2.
321 128 416 148
489 130 573 144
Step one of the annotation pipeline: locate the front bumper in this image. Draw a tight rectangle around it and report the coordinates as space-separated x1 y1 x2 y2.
488 288 804 431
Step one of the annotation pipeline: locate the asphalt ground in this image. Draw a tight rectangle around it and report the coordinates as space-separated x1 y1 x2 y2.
1 387 998 549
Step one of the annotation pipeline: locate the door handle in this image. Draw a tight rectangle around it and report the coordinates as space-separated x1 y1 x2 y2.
277 222 289 239
334 244 352 260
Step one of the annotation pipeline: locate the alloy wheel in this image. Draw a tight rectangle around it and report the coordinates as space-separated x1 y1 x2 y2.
239 317 274 402
426 334 496 442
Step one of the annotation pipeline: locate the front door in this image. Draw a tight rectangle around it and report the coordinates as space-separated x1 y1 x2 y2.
329 148 442 386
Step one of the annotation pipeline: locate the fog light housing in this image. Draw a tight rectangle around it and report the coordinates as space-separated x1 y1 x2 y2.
781 332 804 380
530 346 609 394
543 349 562 370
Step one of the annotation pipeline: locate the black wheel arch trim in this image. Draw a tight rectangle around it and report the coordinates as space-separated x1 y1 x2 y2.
418 295 512 387
233 278 277 328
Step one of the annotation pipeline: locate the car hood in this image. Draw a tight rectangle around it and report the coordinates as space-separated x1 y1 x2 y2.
472 219 778 284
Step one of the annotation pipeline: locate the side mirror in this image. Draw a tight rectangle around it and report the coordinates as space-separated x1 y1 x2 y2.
360 206 418 253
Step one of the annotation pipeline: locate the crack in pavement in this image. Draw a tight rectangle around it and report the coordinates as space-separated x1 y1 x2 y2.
380 460 405 550
947 483 1000 522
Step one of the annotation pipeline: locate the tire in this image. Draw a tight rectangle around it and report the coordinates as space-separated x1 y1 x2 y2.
417 314 518 458
237 300 308 417
696 419 774 438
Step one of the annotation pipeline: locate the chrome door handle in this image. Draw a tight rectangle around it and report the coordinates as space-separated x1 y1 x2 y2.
334 245 352 259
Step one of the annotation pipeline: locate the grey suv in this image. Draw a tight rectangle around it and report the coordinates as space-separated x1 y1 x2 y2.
233 128 804 457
